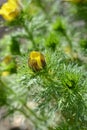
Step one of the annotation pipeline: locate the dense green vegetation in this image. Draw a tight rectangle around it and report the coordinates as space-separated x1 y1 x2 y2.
0 0 87 130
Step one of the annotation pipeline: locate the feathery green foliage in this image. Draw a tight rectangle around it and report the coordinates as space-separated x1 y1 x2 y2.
0 0 87 129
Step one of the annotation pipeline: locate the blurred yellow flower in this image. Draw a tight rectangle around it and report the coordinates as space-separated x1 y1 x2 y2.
64 45 72 55
0 0 22 21
1 71 10 77
64 45 78 60
28 51 46 71
1 55 17 74
3 55 12 64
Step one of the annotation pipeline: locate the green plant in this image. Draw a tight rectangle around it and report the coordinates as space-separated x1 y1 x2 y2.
0 0 87 130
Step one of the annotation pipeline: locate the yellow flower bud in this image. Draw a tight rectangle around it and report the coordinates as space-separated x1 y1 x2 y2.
0 0 22 21
28 51 46 71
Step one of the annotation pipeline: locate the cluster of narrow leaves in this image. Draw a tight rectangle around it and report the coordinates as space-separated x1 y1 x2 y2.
0 0 87 130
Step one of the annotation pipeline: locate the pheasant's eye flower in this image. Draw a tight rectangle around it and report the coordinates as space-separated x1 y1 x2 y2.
28 51 46 71
0 0 22 21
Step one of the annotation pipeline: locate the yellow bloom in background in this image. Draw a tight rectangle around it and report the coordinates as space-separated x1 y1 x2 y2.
1 71 10 77
64 45 78 60
64 45 72 55
28 51 46 71
3 55 12 64
0 0 22 21
1 55 17 75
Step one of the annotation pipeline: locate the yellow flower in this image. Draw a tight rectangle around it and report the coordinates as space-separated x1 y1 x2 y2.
28 51 46 71
1 55 17 74
0 0 22 21
1 71 10 77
